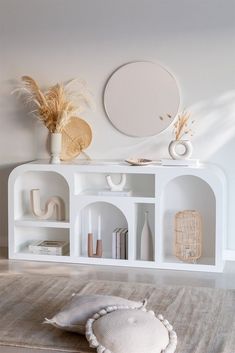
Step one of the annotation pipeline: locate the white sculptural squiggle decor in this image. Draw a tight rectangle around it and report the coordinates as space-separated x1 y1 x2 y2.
106 174 127 191
30 189 65 220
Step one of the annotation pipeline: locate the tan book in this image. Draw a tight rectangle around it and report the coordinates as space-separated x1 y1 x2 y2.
125 230 128 260
120 228 128 259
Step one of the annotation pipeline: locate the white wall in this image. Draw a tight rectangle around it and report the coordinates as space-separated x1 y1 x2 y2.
0 0 235 249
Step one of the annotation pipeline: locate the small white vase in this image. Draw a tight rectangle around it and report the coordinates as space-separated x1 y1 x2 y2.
140 211 153 261
50 133 62 164
168 140 193 160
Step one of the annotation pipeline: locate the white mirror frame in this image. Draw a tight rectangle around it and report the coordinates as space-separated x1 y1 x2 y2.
104 61 180 137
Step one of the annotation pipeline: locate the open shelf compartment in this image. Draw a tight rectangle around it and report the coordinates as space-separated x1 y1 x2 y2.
77 201 128 260
135 203 155 262
74 173 155 198
162 175 216 266
13 226 70 256
14 171 70 222
8 162 226 272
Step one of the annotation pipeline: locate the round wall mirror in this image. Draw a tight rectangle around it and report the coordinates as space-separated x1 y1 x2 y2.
104 62 180 137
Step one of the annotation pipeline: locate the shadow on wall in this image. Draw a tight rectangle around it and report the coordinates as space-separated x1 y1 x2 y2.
99 90 235 163
95 90 235 250
190 90 235 162
189 92 235 251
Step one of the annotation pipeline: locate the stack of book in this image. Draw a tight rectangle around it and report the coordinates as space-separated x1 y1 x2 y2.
112 228 128 259
28 240 69 256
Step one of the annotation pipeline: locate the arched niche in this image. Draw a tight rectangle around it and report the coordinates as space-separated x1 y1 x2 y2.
14 171 70 221
162 175 216 265
78 202 128 259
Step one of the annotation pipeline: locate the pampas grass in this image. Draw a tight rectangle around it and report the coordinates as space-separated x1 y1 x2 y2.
14 76 94 133
173 111 194 140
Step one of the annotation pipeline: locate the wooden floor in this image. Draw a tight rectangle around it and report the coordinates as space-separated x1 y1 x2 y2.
0 247 235 352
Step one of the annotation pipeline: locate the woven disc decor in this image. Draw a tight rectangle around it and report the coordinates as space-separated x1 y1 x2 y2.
61 117 92 161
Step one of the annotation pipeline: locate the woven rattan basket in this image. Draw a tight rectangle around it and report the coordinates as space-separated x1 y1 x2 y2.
174 210 202 263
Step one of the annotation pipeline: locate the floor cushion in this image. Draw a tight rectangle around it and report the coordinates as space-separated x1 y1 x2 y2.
44 294 146 334
86 305 177 353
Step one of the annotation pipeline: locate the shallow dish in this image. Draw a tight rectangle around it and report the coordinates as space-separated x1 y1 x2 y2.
125 158 157 166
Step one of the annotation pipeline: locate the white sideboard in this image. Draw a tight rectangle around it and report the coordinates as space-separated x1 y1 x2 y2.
8 160 227 272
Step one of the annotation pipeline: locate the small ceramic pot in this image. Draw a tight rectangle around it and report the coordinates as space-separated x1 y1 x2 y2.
168 140 193 160
50 133 62 164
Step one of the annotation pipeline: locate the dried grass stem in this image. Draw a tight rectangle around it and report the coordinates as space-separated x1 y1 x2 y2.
173 111 194 140
14 76 94 133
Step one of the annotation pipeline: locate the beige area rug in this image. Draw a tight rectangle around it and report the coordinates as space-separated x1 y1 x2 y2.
0 274 234 353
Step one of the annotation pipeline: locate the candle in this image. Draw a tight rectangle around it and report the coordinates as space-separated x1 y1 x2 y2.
88 208 92 233
97 215 101 240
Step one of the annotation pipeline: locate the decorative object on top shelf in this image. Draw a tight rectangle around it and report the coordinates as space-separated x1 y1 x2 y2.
99 173 132 196
168 111 195 160
168 140 193 160
13 76 94 164
125 158 160 166
140 211 153 261
174 210 202 263
106 174 126 191
30 189 65 221
50 133 62 164
87 210 102 258
61 117 92 161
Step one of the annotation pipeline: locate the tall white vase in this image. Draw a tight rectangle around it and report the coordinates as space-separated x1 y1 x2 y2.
50 133 62 164
140 211 153 261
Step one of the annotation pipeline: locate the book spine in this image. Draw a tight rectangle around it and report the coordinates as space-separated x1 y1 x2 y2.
116 229 122 259
112 228 120 259
125 231 128 259
120 228 127 259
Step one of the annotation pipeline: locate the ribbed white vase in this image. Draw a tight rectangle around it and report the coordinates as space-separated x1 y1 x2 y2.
50 133 62 164
140 211 153 261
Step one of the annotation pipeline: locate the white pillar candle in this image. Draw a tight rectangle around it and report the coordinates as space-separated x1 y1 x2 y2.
97 215 101 240
88 209 92 233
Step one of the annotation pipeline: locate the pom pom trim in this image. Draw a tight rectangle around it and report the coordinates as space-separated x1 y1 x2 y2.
85 305 177 353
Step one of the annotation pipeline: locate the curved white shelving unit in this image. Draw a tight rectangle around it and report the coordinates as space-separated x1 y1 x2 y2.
8 160 227 272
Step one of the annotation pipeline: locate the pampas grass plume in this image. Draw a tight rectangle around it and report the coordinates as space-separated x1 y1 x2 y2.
14 76 94 133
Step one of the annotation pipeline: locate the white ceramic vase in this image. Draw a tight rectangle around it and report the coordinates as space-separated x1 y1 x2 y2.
140 211 153 261
30 189 65 220
106 174 127 191
168 140 193 160
50 133 62 164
